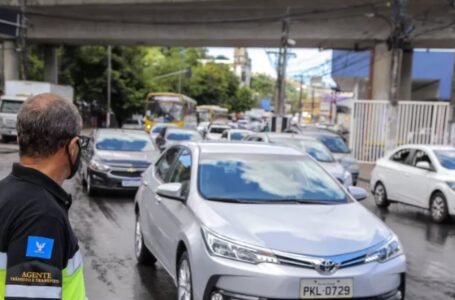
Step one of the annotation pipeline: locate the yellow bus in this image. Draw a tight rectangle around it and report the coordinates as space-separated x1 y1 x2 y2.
196 105 229 123
144 92 197 132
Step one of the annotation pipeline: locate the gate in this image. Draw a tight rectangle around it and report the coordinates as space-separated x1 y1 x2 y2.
350 100 451 162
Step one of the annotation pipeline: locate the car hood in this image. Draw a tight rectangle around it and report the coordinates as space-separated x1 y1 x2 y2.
319 162 345 179
95 150 157 168
332 153 353 161
197 201 391 256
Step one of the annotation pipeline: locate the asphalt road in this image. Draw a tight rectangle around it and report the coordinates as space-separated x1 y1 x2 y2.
1 143 455 300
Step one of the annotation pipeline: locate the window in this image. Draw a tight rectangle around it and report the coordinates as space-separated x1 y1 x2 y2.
156 147 180 182
0 99 23 113
435 150 455 170
391 149 412 164
169 149 192 198
318 135 350 153
96 131 155 151
413 150 433 168
198 154 348 204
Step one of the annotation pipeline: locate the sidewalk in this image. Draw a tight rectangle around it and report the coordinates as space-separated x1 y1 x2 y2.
358 163 374 183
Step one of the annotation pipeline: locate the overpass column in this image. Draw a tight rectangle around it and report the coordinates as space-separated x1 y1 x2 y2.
371 43 393 100
2 40 20 81
43 45 59 84
399 48 413 100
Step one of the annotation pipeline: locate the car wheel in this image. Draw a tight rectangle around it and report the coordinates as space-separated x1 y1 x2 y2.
430 192 449 223
177 252 193 300
85 172 97 196
135 214 156 265
374 182 390 208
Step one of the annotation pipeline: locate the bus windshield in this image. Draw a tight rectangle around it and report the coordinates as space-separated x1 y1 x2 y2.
146 95 183 122
0 100 23 114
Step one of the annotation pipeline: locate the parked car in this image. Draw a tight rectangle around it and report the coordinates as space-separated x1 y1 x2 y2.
371 145 455 223
134 142 405 300
221 129 252 141
156 127 202 152
237 119 249 129
121 118 144 130
206 123 231 140
291 129 360 185
79 129 158 195
149 123 178 140
244 133 353 187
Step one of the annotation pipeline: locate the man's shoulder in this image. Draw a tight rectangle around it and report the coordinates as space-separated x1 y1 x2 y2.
0 174 65 220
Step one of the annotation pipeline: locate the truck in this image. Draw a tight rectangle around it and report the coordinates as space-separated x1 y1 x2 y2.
0 80 74 142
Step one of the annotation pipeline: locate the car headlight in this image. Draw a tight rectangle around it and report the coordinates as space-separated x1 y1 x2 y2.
365 235 403 263
202 227 279 265
446 182 455 190
89 159 111 172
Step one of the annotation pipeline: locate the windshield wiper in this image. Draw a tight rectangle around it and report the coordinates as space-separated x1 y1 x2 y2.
205 197 336 205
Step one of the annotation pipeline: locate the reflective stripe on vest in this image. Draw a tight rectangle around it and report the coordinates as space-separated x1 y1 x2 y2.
0 252 6 269
66 250 83 276
6 285 62 298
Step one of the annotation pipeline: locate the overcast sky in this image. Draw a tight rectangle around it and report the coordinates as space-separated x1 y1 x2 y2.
207 47 333 81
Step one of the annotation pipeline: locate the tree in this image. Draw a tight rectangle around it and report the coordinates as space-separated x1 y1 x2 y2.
251 74 275 101
225 86 256 113
187 62 239 106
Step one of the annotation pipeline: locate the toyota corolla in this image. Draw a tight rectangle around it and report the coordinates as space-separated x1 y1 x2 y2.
134 142 406 300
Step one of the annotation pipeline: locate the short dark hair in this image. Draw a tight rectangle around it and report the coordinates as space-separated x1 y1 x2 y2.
17 93 82 157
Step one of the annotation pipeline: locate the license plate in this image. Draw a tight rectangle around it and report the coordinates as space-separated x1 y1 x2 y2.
121 179 141 187
300 279 353 299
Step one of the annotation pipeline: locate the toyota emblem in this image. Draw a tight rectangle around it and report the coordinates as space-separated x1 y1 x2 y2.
315 259 339 275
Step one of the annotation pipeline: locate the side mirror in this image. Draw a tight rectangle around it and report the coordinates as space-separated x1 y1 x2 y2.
416 161 431 170
348 186 368 201
156 183 184 201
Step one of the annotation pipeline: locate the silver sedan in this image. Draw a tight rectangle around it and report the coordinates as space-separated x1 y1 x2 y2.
134 142 405 300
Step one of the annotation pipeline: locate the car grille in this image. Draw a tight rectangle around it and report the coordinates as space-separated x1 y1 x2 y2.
4 119 16 128
274 241 385 272
111 170 144 178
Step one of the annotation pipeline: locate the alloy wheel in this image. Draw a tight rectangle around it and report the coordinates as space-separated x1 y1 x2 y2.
431 196 446 222
178 258 192 300
135 218 143 259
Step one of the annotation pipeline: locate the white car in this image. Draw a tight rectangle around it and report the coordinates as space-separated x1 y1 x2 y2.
371 145 455 223
121 118 144 130
221 129 252 141
206 124 231 140
149 123 177 140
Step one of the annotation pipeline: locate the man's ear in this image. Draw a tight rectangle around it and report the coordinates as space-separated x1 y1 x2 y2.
69 137 79 155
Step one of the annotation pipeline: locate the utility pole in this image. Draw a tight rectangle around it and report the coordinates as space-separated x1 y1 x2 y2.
296 74 304 124
106 45 112 128
178 49 186 94
311 87 315 121
275 10 292 116
19 0 27 80
386 0 409 152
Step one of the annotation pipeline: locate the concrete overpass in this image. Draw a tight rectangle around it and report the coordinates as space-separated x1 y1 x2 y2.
1 0 455 101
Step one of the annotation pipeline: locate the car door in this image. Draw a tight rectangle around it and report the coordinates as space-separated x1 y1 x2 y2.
382 148 414 202
152 147 193 273
405 149 436 208
141 146 181 264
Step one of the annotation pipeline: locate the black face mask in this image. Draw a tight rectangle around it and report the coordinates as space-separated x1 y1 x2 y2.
66 142 81 180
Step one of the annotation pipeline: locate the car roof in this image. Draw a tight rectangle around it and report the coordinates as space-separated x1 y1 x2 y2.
397 144 455 151
166 127 198 133
192 141 304 156
95 128 150 138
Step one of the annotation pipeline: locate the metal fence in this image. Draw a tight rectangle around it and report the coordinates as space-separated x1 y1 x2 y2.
350 100 451 162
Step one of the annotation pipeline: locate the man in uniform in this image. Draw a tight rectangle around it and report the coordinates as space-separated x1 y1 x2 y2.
0 93 87 299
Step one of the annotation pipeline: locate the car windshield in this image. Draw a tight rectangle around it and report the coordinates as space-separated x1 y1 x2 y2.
273 138 335 162
198 154 348 204
318 135 350 153
210 127 229 134
166 130 201 141
434 150 455 170
230 132 248 140
96 131 155 151
0 100 23 114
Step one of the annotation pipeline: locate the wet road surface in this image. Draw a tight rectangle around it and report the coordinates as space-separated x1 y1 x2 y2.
1 144 454 299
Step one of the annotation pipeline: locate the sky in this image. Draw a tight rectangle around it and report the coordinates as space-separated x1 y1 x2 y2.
207 47 333 82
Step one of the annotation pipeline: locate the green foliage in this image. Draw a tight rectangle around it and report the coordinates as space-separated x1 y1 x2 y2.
224 86 256 113
251 73 275 100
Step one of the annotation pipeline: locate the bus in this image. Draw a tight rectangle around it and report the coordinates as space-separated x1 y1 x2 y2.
196 105 229 123
144 92 197 132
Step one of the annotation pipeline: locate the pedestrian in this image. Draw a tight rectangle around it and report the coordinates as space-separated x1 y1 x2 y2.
0 93 87 300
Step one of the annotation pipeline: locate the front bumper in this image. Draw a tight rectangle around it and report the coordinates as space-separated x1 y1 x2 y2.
0 127 17 137
89 169 143 191
193 245 406 300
